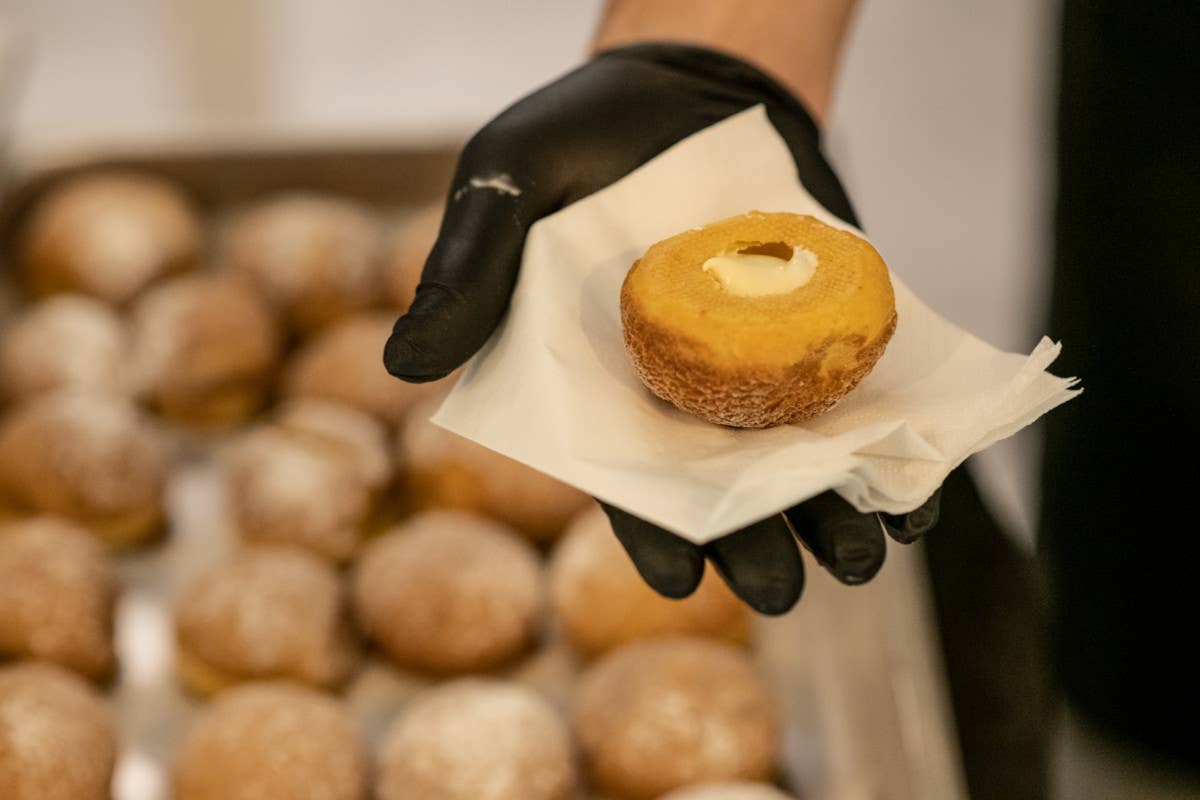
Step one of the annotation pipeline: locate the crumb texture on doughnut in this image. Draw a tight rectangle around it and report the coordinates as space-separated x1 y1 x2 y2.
549 507 748 656
0 393 166 548
284 312 432 426
0 296 131 403
377 679 576 800
657 782 796 800
575 637 779 799
130 274 281 427
0 517 117 680
353 511 545 673
174 546 358 694
398 394 590 542
172 682 367 800
0 662 117 800
226 194 384 333
621 212 896 428
20 171 201 306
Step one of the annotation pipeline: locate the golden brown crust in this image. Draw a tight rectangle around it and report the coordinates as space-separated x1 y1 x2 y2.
0 517 117 681
173 546 359 695
0 662 117 800
0 394 166 548
353 511 545 674
575 637 779 799
620 212 896 428
172 682 368 800
548 507 749 656
20 172 201 307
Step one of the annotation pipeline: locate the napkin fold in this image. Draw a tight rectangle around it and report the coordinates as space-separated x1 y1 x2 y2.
434 106 1078 544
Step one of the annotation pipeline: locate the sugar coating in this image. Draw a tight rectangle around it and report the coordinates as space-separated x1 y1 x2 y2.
0 662 117 800
377 679 575 800
0 517 117 680
0 296 130 402
172 682 367 800
175 546 357 689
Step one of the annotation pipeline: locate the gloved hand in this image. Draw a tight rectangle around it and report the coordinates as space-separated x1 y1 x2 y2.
385 43 940 614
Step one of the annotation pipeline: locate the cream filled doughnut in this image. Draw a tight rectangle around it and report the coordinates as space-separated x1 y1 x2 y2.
621 211 895 428
0 517 117 681
174 545 359 696
0 296 131 403
575 637 779 799
0 393 167 548
172 682 368 800
20 172 201 306
353 511 544 674
548 506 749 657
226 193 384 334
377 679 576 800
0 662 117 800
131 274 282 428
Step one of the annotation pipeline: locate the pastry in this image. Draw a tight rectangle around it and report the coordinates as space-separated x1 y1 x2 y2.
174 546 358 696
658 783 795 800
0 393 166 548
0 662 117 800
172 682 368 800
549 506 749 656
20 171 201 306
0 517 117 681
226 193 384 334
0 295 130 403
131 274 281 427
377 679 576 800
620 211 896 427
398 394 591 542
384 204 441 311
575 637 779 798
282 312 432 427
353 510 544 673
225 402 392 561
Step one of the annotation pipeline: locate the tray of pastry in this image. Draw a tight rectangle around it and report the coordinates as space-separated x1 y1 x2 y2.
0 142 967 800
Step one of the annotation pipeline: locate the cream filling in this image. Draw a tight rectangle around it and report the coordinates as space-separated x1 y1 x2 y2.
702 243 818 297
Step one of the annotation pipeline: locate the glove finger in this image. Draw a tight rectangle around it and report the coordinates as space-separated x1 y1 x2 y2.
600 502 706 599
703 514 804 615
881 487 942 544
384 145 542 383
785 491 887 586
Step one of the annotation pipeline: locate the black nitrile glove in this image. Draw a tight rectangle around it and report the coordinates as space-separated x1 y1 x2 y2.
385 43 940 614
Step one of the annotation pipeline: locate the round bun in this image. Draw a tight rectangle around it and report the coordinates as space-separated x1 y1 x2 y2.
0 662 117 800
172 682 367 800
549 507 748 657
131 274 281 427
398 395 590 542
21 172 201 306
575 637 779 799
0 296 131 403
174 546 358 695
282 312 431 427
0 517 116 680
378 679 576 800
384 205 441 311
226 403 392 561
354 511 544 673
620 212 896 428
658 783 795 800
226 194 384 334
0 393 166 548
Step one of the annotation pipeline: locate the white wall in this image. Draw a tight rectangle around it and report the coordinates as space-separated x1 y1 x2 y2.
2 0 1057 545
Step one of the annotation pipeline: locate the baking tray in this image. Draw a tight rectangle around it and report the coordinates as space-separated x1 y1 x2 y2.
0 142 967 800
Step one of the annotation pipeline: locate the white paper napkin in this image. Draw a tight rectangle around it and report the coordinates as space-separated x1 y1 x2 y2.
433 105 1079 544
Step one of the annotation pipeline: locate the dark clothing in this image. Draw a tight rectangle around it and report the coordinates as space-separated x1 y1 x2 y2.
1042 0 1200 773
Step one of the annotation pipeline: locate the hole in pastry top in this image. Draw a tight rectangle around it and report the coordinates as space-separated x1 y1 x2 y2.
702 240 819 298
